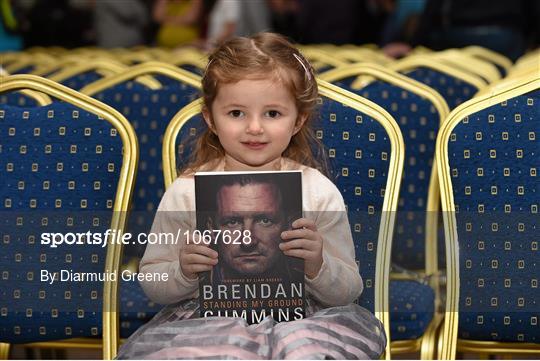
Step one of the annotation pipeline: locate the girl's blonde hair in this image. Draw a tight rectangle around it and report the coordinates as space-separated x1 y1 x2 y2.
181 32 326 174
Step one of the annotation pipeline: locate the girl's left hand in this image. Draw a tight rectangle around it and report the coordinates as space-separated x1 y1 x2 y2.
279 218 323 279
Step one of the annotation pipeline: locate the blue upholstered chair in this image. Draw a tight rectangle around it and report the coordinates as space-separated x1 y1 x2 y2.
1 69 54 107
0 87 52 108
81 62 201 339
57 71 104 90
462 46 513 79
162 79 405 358
47 60 134 91
4 54 56 75
170 57 206 77
321 63 450 358
0 53 23 70
177 64 204 76
437 76 539 358
391 56 487 110
0 75 138 359
299 48 349 74
5 64 38 75
430 50 502 85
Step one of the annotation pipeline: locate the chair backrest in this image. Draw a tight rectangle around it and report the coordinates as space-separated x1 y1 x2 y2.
391 56 487 110
432 50 502 84
0 85 52 108
170 51 207 77
320 64 449 277
299 47 349 74
437 77 539 359
4 54 56 75
162 80 405 358
47 60 132 90
0 75 137 359
57 71 104 90
5 58 48 75
463 46 513 78
82 62 201 257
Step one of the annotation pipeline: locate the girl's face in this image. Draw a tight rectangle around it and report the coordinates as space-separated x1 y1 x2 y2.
203 77 306 171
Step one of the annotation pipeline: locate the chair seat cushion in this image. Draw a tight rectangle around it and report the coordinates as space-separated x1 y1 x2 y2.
459 312 540 344
390 280 435 340
119 280 162 338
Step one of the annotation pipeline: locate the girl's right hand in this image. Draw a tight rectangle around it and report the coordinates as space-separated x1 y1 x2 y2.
179 233 219 280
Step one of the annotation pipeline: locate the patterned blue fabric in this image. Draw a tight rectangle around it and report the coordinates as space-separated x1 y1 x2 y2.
447 89 539 343
334 78 439 270
332 78 438 341
174 114 206 171
93 79 200 338
93 80 200 258
404 67 478 109
0 102 124 343
312 95 392 312
0 93 40 107
390 280 435 340
60 71 103 90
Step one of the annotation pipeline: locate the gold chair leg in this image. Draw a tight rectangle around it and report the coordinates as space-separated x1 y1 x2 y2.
0 343 10 359
420 313 444 360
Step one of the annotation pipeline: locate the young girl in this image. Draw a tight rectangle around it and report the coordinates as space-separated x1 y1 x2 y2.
117 33 386 359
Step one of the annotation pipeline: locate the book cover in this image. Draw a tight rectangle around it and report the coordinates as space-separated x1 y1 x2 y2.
194 171 305 324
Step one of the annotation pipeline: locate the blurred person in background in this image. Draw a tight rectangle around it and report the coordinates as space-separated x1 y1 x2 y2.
94 0 149 48
379 0 425 58
269 0 300 41
413 0 540 61
0 0 23 51
16 0 94 48
294 0 388 45
206 0 272 49
153 0 203 48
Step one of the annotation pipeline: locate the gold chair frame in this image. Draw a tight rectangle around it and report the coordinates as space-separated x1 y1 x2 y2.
430 50 501 83
514 50 539 70
298 48 349 71
390 55 488 93
47 59 160 90
0 75 138 359
168 49 208 70
47 58 128 83
320 63 450 359
79 61 201 355
162 79 405 359
1 52 27 68
169 60 207 74
508 55 540 79
32 55 122 77
81 61 201 96
334 49 393 65
4 53 56 74
0 71 52 105
436 75 540 359
462 46 513 76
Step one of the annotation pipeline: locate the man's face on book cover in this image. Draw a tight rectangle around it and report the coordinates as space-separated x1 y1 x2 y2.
214 182 287 276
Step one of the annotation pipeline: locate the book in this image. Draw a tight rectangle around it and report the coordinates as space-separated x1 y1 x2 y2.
194 170 305 324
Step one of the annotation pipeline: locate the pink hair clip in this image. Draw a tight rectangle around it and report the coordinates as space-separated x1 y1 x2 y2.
293 53 312 81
